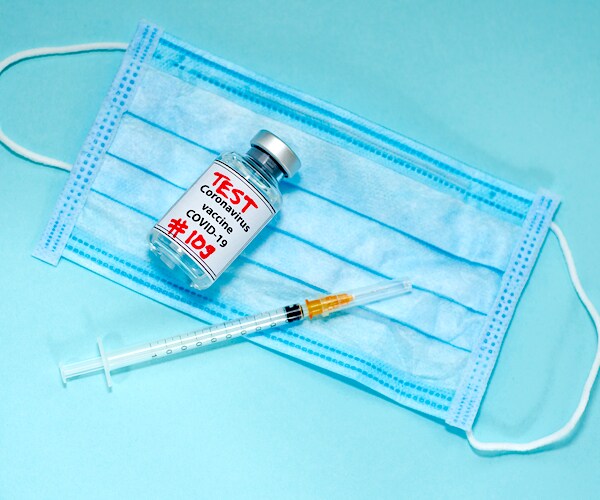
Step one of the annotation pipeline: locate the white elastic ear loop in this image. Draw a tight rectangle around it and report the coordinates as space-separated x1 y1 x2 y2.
467 222 600 453
0 42 128 172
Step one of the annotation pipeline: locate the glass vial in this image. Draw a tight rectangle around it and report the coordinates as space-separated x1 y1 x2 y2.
149 130 301 290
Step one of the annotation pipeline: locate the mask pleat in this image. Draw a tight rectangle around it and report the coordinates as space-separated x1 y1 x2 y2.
127 67 525 271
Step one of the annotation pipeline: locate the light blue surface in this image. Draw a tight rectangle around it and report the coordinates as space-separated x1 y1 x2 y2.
0 1 599 498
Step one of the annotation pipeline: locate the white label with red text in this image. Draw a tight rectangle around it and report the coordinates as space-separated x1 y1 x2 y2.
154 160 276 281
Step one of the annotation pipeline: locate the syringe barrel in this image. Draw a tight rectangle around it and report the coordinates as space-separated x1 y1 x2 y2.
61 307 293 383
107 307 292 370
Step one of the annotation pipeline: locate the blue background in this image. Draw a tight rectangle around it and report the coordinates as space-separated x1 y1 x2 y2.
1 1 599 498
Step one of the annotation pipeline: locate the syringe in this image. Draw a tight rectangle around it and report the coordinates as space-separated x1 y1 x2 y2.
60 278 411 387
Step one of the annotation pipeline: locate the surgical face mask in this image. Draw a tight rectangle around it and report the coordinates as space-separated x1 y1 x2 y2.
1 21 598 454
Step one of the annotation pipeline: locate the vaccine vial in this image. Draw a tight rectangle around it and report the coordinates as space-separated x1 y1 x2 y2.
149 130 301 290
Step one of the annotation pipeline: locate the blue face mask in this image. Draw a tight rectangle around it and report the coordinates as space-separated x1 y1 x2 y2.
3 21 598 454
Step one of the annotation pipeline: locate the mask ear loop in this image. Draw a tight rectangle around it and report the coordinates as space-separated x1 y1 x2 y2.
467 222 600 453
0 43 128 171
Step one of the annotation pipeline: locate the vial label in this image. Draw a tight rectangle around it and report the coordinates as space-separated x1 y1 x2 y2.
153 161 276 282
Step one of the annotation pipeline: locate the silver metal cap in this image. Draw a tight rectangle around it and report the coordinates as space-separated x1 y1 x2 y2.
250 130 301 178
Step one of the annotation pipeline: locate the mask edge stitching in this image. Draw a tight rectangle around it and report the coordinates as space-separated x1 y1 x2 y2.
32 23 162 264
445 193 561 429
